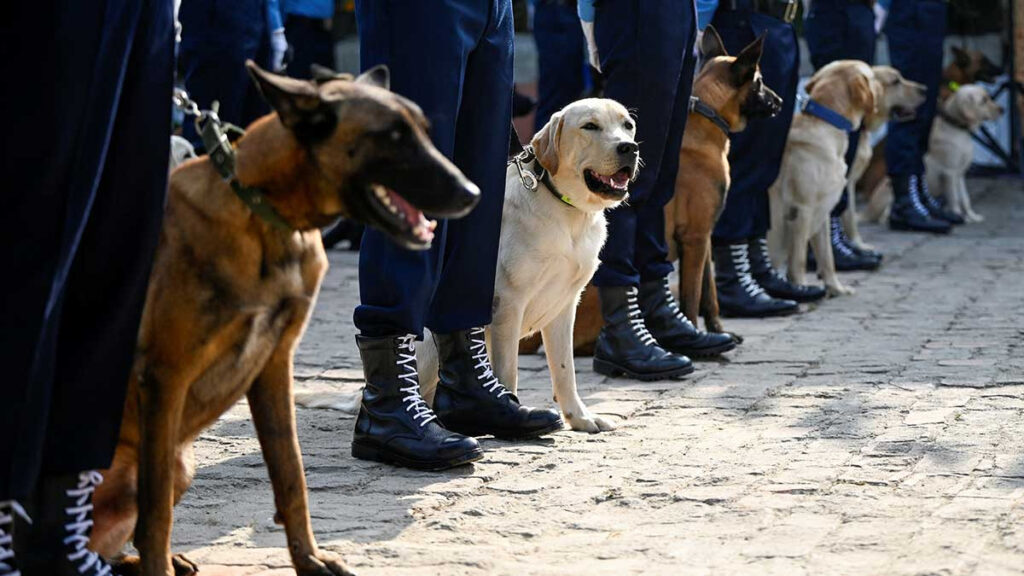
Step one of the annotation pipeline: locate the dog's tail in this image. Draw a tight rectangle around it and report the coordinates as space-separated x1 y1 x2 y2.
417 330 441 405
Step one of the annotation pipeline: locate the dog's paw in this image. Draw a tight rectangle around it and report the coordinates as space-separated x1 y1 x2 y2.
826 283 855 297
172 554 200 576
568 412 617 433
967 211 985 223
295 550 357 576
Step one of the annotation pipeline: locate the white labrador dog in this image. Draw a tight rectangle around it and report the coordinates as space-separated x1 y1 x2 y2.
768 60 880 297
419 99 638 432
925 84 1003 223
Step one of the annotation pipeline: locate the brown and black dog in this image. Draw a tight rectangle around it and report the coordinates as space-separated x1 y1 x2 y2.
858 47 1001 215
665 28 780 337
89 62 479 576
520 28 779 356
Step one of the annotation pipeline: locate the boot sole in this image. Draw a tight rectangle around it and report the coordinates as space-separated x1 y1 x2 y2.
592 358 695 381
351 439 484 471
720 305 801 318
889 220 951 234
445 419 566 441
672 339 738 358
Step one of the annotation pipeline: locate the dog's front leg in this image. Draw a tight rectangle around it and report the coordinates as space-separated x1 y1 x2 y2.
678 236 706 327
135 371 189 576
842 180 872 250
813 219 853 296
543 304 613 432
959 176 983 222
785 206 813 286
249 350 354 576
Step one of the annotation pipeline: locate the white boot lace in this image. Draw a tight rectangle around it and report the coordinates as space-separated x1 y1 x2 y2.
395 335 437 427
731 244 767 298
917 175 941 211
467 327 512 398
908 175 931 216
63 472 112 576
660 279 695 329
0 501 28 576
754 238 786 281
830 217 856 257
626 287 658 346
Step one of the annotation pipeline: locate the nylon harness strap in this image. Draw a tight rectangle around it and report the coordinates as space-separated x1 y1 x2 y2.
801 99 855 132
198 113 296 232
689 96 731 136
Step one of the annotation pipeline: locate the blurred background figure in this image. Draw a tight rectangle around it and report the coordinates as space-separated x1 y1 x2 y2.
282 0 336 78
178 0 284 149
884 0 960 233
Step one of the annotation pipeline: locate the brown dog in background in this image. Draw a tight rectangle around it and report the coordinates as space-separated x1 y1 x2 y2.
858 47 1001 221
520 28 779 355
89 63 479 576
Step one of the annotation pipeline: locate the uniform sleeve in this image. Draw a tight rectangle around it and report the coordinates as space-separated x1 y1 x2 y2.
578 0 595 23
697 0 720 30
266 0 284 31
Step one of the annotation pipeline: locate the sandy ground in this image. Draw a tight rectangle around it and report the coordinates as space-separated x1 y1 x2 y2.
168 179 1024 575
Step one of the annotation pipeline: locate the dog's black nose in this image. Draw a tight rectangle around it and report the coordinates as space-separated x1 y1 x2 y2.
617 141 639 155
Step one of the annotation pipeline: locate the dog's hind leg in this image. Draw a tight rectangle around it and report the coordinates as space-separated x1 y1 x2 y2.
785 206 814 286
842 180 873 251
543 304 611 432
959 176 984 222
249 348 354 576
700 244 741 343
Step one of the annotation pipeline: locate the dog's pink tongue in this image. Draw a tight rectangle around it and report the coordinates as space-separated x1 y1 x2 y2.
386 188 423 227
611 171 630 188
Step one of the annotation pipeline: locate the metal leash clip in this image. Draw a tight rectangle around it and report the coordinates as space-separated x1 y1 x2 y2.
511 146 539 191
173 88 201 120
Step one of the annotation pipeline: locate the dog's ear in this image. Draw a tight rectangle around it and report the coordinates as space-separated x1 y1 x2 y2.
532 111 564 176
355 65 390 91
850 72 877 118
951 46 971 70
731 33 765 84
247 60 337 138
700 26 728 62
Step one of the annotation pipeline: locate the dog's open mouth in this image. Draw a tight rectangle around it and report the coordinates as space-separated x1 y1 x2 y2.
891 106 917 122
584 168 632 199
367 184 437 249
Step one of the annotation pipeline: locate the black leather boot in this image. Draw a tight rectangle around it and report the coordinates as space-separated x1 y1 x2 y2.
916 174 965 225
593 286 694 380
745 238 827 304
637 277 735 357
353 334 483 470
889 174 952 234
713 242 800 317
432 327 563 439
0 501 21 576
12 472 116 576
829 216 882 271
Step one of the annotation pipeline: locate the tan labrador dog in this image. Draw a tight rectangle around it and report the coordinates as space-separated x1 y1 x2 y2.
768 60 879 297
420 99 638 433
840 65 925 251
925 84 1003 222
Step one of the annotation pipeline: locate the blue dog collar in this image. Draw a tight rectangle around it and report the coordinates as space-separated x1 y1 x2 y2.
802 98 855 133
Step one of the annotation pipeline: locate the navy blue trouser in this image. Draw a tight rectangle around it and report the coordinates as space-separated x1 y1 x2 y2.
805 0 876 217
591 0 697 287
179 0 272 148
884 0 947 176
711 6 799 243
285 15 336 80
0 0 173 500
533 0 586 131
353 0 513 337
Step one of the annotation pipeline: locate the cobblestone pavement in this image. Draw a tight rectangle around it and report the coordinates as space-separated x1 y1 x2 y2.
173 179 1024 575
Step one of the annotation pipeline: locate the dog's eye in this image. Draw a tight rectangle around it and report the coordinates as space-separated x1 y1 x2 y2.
389 129 402 142
623 121 634 131
581 122 601 131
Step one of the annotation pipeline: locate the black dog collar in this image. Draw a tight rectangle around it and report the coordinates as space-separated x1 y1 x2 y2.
689 96 732 136
510 146 575 208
